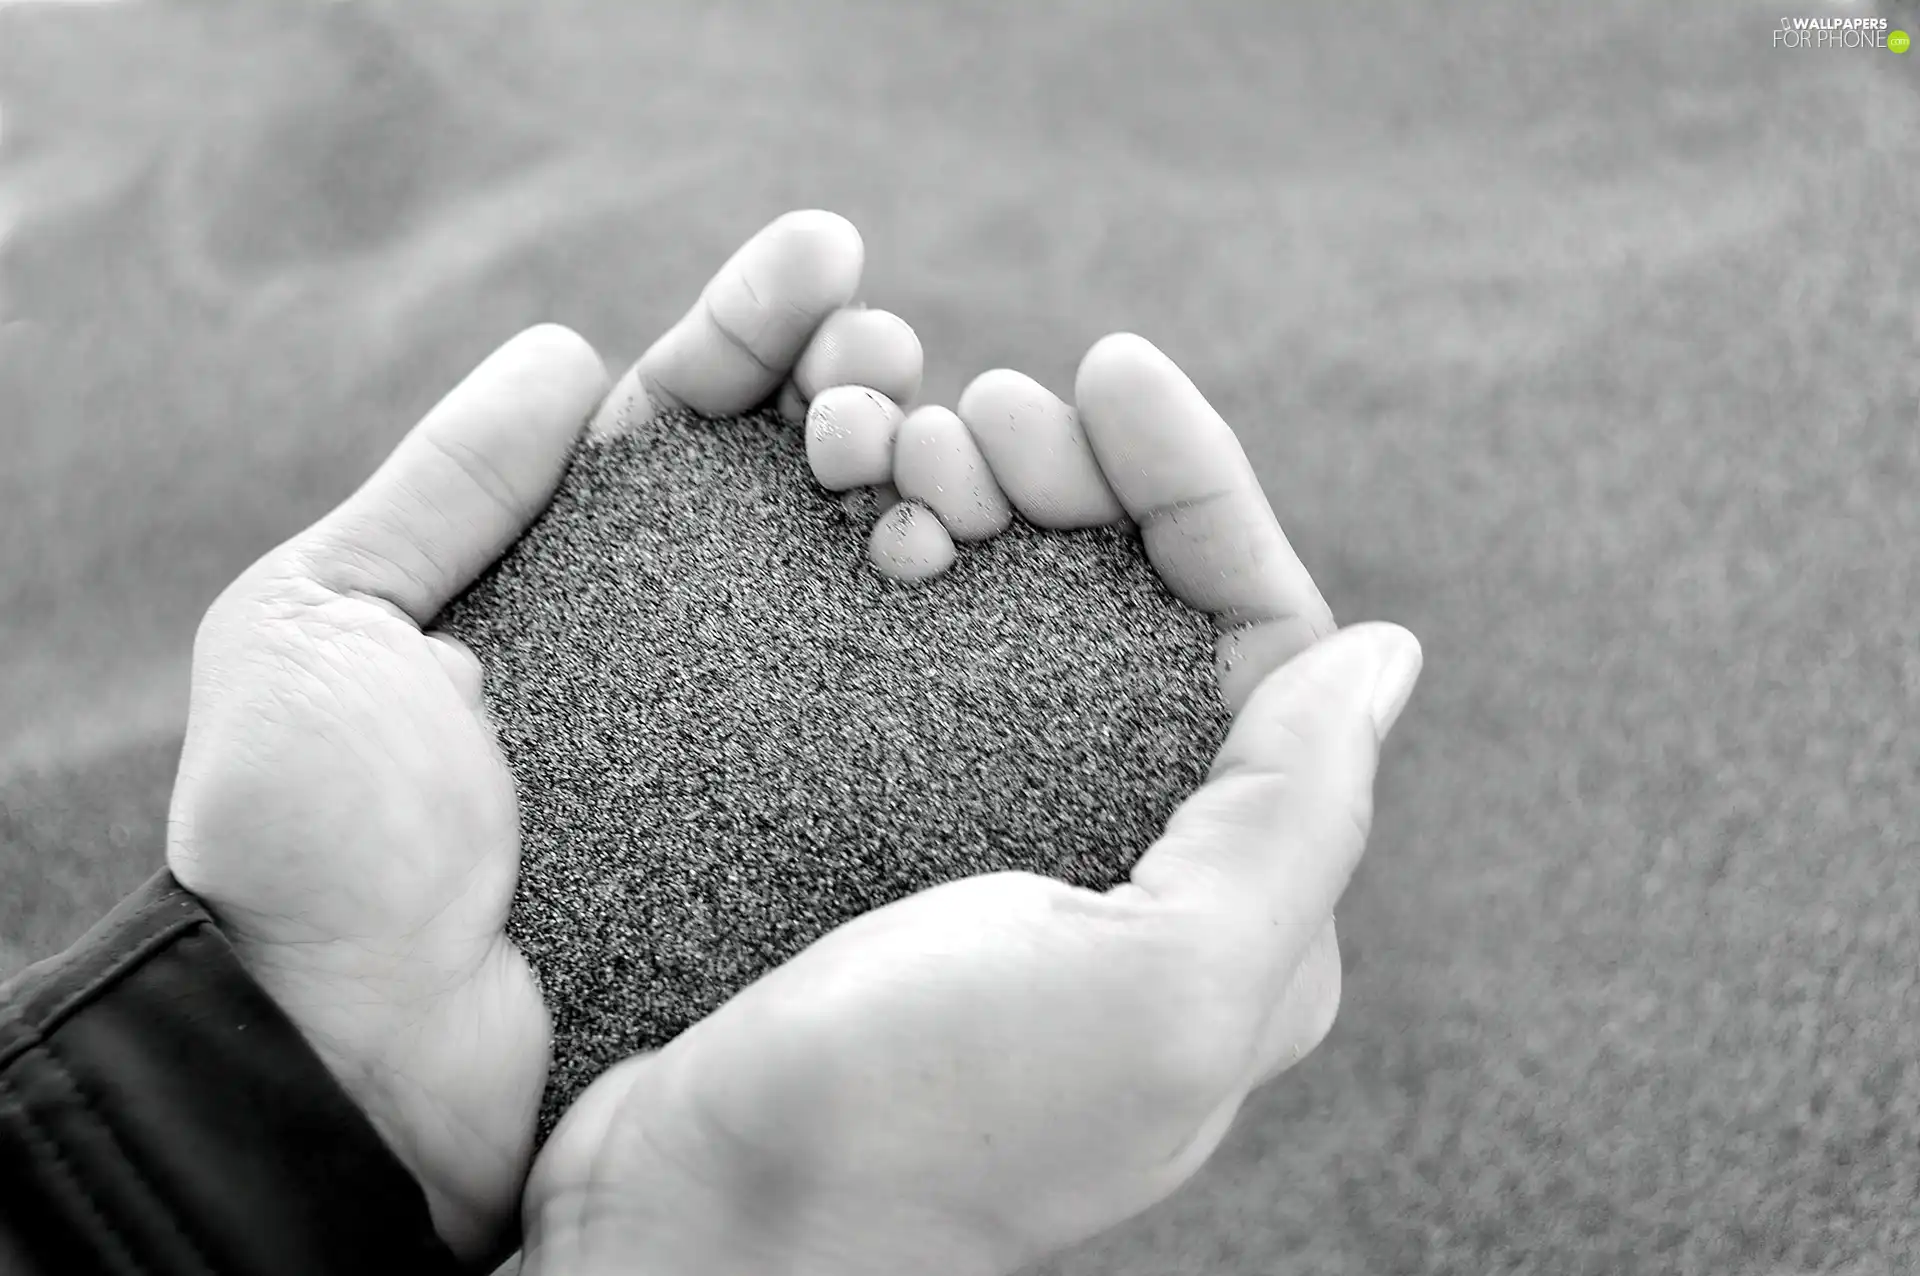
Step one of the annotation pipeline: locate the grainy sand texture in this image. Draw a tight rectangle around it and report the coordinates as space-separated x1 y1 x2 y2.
437 408 1230 1133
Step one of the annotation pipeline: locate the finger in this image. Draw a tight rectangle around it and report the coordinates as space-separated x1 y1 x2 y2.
867 499 957 583
293 324 609 625
892 405 1013 542
589 210 864 438
806 385 903 492
1116 623 1421 997
955 368 1125 530
1250 918 1342 1086
776 380 809 424
1074 334 1337 712
829 482 903 539
791 307 924 408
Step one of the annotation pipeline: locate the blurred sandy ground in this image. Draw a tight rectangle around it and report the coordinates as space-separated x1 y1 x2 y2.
4 2 1919 1272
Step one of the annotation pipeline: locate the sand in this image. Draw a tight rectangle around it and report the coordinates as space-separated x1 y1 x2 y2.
435 408 1232 1136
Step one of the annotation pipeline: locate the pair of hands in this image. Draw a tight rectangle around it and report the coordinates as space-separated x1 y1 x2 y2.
165 211 1422 1276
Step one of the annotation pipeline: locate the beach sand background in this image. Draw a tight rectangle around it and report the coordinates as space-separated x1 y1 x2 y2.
3 2 1917 1271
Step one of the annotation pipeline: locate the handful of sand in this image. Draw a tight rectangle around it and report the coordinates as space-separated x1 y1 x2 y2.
436 408 1232 1134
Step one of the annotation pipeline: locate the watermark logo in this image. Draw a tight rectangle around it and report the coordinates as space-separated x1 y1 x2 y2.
1773 14 1910 50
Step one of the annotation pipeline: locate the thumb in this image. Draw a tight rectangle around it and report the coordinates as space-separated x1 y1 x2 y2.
1120 622 1422 990
291 324 610 626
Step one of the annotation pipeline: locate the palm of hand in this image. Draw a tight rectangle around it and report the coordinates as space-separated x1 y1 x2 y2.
531 871 1261 1276
169 568 547 1255
158 214 909 1263
518 333 1387 1276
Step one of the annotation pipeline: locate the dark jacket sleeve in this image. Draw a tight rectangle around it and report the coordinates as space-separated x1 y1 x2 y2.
0 869 467 1276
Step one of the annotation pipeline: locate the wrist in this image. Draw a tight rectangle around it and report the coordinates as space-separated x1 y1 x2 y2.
1 870 467 1274
235 948 521 1265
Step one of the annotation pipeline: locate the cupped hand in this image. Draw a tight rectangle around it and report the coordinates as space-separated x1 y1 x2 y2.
517 336 1424 1276
165 210 911 1263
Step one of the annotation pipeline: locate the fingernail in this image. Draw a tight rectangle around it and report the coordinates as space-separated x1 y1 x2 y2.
1366 627 1424 740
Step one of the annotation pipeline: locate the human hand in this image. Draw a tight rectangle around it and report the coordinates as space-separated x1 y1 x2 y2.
515 335 1424 1276
165 210 920 1263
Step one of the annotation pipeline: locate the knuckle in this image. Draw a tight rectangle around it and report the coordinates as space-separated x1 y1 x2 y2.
701 290 780 375
417 426 527 523
193 551 321 657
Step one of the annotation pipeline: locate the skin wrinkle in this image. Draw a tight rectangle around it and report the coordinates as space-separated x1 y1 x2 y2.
287 522 445 621
1130 484 1243 529
731 262 768 320
251 639 363 748
700 288 781 377
416 423 543 525
375 470 501 601
634 366 691 419
199 607 499 948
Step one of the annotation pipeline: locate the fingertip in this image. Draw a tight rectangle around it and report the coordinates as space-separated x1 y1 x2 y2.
794 308 925 406
1319 622 1421 684
1071 330 1335 640
953 368 1043 444
956 367 1125 531
501 323 612 420
1073 331 1165 410
1214 615 1336 717
1075 333 1206 484
775 208 865 261
893 405 1012 542
622 213 867 429
807 385 902 491
867 499 957 583
1358 623 1423 739
1357 622 1422 669
954 366 1030 416
1228 622 1420 754
877 310 926 404
758 209 866 311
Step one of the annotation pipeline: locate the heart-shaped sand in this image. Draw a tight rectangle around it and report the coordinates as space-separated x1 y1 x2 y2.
437 408 1231 1135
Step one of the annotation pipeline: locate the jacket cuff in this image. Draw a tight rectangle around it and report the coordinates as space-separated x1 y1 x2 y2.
0 868 466 1276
